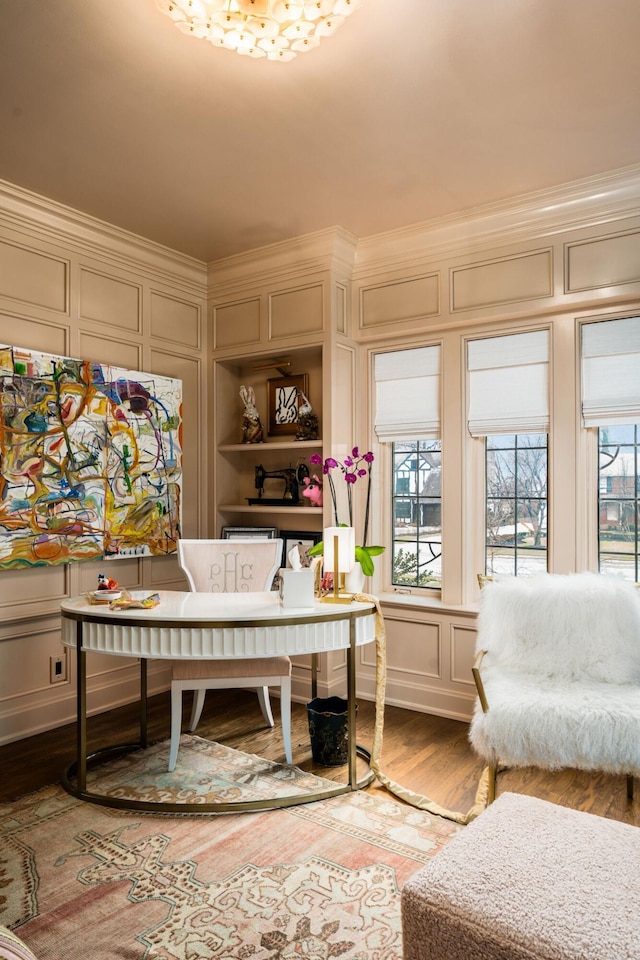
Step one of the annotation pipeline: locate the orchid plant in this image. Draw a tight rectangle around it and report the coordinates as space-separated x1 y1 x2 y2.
307 447 384 576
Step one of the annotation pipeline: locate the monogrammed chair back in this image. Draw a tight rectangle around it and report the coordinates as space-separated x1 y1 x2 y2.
178 538 283 594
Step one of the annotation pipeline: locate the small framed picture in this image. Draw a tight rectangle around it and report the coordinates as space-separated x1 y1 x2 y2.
221 526 278 540
280 529 322 568
267 373 308 436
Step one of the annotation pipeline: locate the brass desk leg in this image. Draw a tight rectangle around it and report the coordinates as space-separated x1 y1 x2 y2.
311 652 318 700
140 659 148 749
76 620 87 795
347 613 357 789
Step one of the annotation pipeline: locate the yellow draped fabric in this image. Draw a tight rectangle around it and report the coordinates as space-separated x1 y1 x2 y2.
355 593 488 825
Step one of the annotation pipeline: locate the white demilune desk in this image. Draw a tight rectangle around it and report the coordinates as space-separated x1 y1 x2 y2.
60 590 377 814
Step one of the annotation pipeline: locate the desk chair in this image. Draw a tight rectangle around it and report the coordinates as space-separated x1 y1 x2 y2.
169 538 292 771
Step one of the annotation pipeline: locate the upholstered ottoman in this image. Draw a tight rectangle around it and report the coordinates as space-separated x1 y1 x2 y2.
401 792 640 960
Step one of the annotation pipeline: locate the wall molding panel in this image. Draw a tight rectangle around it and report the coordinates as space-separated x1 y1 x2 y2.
0 180 207 745
0 178 206 296
79 267 142 333
360 272 440 331
566 227 640 293
451 248 553 313
3 162 640 740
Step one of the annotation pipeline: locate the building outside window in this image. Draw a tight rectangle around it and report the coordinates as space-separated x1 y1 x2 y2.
391 440 442 589
598 425 640 581
485 433 548 576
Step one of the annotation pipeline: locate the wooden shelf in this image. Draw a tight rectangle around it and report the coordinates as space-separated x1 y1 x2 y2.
219 503 321 515
218 439 322 453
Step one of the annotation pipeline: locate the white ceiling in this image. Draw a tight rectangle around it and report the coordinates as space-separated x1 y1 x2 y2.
1 0 640 264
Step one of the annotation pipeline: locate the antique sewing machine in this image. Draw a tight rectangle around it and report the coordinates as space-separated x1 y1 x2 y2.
247 463 309 506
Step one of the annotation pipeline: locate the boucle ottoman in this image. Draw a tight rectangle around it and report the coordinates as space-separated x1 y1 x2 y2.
401 792 640 960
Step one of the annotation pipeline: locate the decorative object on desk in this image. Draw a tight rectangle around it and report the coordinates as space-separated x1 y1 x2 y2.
321 525 356 603
97 572 119 591
0 343 182 570
247 463 309 505
221 525 278 540
93 572 121 601
267 373 308 437
88 589 122 603
87 589 160 608
301 473 323 506
109 592 160 610
296 390 319 441
308 447 385 578
323 524 356 603
280 530 322 568
239 384 264 443
279 542 315 608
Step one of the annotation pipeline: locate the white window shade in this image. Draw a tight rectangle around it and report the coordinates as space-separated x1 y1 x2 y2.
467 330 549 437
374 345 440 442
582 316 640 426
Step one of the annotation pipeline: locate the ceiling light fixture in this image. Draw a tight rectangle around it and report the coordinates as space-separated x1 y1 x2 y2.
156 0 364 61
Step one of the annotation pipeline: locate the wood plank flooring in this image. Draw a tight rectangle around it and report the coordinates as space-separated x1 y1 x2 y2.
1 689 638 825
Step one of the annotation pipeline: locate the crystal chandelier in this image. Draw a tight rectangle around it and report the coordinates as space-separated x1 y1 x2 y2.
156 0 364 61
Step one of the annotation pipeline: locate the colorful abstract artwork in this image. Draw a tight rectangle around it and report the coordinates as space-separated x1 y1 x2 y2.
0 344 182 570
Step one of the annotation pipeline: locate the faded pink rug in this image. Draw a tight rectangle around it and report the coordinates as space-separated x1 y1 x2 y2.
1 738 460 959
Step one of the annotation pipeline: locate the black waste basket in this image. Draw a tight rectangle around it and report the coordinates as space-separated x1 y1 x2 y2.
307 696 355 766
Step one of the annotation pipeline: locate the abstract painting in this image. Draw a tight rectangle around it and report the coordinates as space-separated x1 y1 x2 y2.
0 344 182 570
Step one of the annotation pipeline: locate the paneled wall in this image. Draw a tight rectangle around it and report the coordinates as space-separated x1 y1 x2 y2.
3 165 640 744
0 184 207 744
351 166 640 722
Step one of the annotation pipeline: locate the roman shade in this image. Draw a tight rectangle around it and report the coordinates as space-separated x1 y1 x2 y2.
467 329 549 437
374 345 440 442
581 316 640 426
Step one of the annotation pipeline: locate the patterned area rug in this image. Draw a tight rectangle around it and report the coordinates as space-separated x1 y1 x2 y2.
85 734 338 804
1 738 461 959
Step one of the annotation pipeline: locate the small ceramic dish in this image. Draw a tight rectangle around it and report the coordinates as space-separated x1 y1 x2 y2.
91 589 122 601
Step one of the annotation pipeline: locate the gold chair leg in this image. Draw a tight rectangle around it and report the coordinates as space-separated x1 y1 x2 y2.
488 763 497 804
627 775 634 800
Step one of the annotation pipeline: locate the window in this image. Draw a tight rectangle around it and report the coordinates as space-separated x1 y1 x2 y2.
374 345 441 590
485 433 548 576
598 425 640 581
581 317 640 580
392 440 442 588
467 328 550 579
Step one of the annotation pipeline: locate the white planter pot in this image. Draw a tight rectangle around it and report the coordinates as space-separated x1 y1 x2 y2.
345 560 366 594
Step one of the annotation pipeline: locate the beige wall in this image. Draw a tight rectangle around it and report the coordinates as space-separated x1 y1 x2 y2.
0 189 207 744
2 165 640 743
351 171 640 720
207 168 640 723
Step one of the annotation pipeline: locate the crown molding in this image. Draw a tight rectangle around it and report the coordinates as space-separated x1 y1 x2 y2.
207 226 358 297
353 163 640 278
0 179 207 297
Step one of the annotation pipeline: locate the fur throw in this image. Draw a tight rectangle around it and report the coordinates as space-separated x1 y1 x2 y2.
469 573 640 773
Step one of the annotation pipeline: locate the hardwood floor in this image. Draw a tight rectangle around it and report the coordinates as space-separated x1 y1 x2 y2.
1 689 638 825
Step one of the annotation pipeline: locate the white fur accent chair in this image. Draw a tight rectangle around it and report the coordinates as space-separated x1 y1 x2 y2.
469 572 640 802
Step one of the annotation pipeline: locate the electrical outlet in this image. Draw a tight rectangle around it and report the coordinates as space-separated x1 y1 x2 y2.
50 654 67 684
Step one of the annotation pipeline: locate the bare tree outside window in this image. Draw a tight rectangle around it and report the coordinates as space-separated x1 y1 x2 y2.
486 433 548 576
392 440 442 589
598 425 639 581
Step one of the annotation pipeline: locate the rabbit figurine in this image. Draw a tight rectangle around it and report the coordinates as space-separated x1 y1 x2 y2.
296 390 319 441
239 385 264 444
